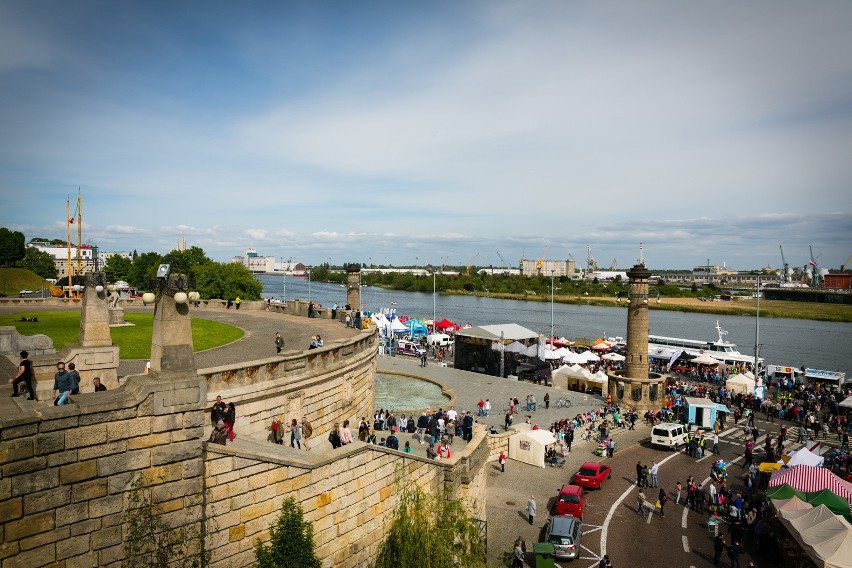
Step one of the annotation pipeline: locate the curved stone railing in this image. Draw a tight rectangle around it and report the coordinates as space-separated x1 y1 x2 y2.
198 328 378 441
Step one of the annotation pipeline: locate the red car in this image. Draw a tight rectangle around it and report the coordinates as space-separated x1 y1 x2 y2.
554 484 587 518
572 461 612 489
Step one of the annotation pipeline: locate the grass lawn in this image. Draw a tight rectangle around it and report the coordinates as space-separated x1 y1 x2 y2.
4 311 244 359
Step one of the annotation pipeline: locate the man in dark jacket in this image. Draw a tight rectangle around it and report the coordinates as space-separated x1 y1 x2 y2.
417 412 429 443
386 430 399 450
10 351 35 400
713 535 725 566
463 412 474 441
211 395 226 425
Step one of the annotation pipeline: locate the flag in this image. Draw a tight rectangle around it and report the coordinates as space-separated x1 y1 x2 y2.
667 349 682 371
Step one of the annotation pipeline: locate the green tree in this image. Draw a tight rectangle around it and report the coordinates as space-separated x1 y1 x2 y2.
254 497 321 568
122 476 209 568
194 262 262 300
15 246 57 279
128 252 163 289
104 254 133 282
161 246 211 280
372 481 485 568
0 228 26 266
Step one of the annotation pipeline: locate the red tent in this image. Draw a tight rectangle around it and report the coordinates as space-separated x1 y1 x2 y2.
435 318 458 331
770 465 852 504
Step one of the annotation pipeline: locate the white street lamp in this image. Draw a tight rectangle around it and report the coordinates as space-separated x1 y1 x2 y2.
550 270 555 345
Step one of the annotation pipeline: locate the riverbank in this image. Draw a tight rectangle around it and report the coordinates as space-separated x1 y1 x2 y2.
413 290 852 323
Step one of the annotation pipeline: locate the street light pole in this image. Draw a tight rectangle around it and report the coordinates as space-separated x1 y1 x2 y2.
308 267 311 303
432 268 436 324
550 269 555 344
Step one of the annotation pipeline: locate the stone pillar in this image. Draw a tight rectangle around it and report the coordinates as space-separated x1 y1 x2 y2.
79 273 111 347
346 264 361 310
625 263 651 380
150 274 196 380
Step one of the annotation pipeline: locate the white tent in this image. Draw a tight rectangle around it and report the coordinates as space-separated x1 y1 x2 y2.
508 429 557 468
692 353 722 365
602 352 625 361
840 397 852 409
726 374 756 396
389 318 409 335
579 351 600 363
774 496 814 513
561 351 586 364
780 505 852 568
371 313 391 338
785 447 825 468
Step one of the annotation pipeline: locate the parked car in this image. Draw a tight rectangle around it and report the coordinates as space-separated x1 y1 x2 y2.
395 340 426 357
19 289 33 295
545 515 582 560
554 484 586 518
572 461 612 489
651 423 689 449
426 333 452 348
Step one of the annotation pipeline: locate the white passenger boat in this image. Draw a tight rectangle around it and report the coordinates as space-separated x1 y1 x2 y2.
648 321 760 366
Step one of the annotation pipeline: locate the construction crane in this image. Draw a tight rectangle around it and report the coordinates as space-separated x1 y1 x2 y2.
610 258 618 271
466 252 479 277
535 245 548 272
842 253 852 272
779 245 789 284
496 251 510 273
808 245 822 286
586 245 598 273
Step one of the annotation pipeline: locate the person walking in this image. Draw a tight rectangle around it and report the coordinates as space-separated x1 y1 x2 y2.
650 462 659 488
658 488 668 517
637 489 647 518
675 481 683 505
275 332 284 354
527 495 537 525
544 392 550 409
301 416 312 451
499 451 506 473
636 461 643 486
9 351 35 400
607 437 615 458
289 418 302 449
728 540 742 568
52 362 73 406
713 535 725 567
712 432 720 454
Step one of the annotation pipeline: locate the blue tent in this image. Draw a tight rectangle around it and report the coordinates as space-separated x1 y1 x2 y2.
404 319 428 338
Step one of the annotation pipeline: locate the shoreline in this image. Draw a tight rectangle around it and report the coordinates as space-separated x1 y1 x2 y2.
377 287 852 323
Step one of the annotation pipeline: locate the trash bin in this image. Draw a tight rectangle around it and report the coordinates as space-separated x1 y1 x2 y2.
708 517 719 537
533 542 555 568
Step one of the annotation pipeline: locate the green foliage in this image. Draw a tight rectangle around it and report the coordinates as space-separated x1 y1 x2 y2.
161 247 211 281
0 268 50 296
195 262 262 300
104 254 133 282
0 228 26 266
14 247 57 279
128 252 164 289
372 482 485 568
254 497 321 568
122 475 209 568
5 311 243 358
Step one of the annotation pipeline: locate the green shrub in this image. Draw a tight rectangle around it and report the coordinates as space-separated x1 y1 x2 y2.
254 497 321 568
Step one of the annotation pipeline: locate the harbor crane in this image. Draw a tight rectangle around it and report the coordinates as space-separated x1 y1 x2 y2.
586 245 598 272
779 245 789 284
496 251 510 273
842 253 852 271
535 245 548 272
466 252 479 277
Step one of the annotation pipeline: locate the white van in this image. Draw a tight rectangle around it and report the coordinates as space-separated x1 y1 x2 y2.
427 333 452 348
651 423 688 449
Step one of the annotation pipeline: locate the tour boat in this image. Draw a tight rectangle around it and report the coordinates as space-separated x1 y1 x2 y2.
648 321 760 366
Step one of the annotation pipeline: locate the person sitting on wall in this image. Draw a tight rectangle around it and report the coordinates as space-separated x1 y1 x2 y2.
386 429 400 450
209 420 228 445
92 377 107 392
426 443 438 460
211 395 226 426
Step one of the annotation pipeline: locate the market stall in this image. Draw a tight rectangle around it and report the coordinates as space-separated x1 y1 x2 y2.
508 429 557 468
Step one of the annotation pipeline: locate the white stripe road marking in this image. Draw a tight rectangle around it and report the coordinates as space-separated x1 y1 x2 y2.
646 508 654 523
580 544 597 557
719 427 739 438
600 450 681 557
682 535 690 553
582 526 603 535
682 505 689 528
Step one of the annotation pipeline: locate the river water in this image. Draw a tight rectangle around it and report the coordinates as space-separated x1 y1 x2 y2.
258 275 852 378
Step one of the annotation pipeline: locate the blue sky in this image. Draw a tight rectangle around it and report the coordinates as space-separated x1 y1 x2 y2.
1 1 851 271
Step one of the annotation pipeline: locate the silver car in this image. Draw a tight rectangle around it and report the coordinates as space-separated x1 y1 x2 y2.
545 515 582 560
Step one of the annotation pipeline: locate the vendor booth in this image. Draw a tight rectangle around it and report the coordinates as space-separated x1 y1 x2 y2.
454 323 539 378
779 505 852 568
683 397 730 429
508 429 557 468
726 373 756 396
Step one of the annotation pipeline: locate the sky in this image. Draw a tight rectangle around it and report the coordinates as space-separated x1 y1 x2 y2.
1 1 851 272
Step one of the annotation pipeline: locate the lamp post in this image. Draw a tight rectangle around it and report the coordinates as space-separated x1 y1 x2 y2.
432 267 436 323
550 269 555 345
307 266 311 303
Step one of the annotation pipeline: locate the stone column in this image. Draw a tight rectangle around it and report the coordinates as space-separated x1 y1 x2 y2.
346 264 361 311
625 263 651 380
79 273 111 347
150 274 196 380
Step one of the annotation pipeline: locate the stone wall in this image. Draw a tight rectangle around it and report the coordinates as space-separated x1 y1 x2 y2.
0 326 55 357
202 425 488 568
199 329 377 440
0 373 206 568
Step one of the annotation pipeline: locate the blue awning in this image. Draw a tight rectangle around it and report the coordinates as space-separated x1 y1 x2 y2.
715 403 731 413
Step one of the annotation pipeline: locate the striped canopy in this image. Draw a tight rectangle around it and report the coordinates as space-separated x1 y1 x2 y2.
770 465 852 506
